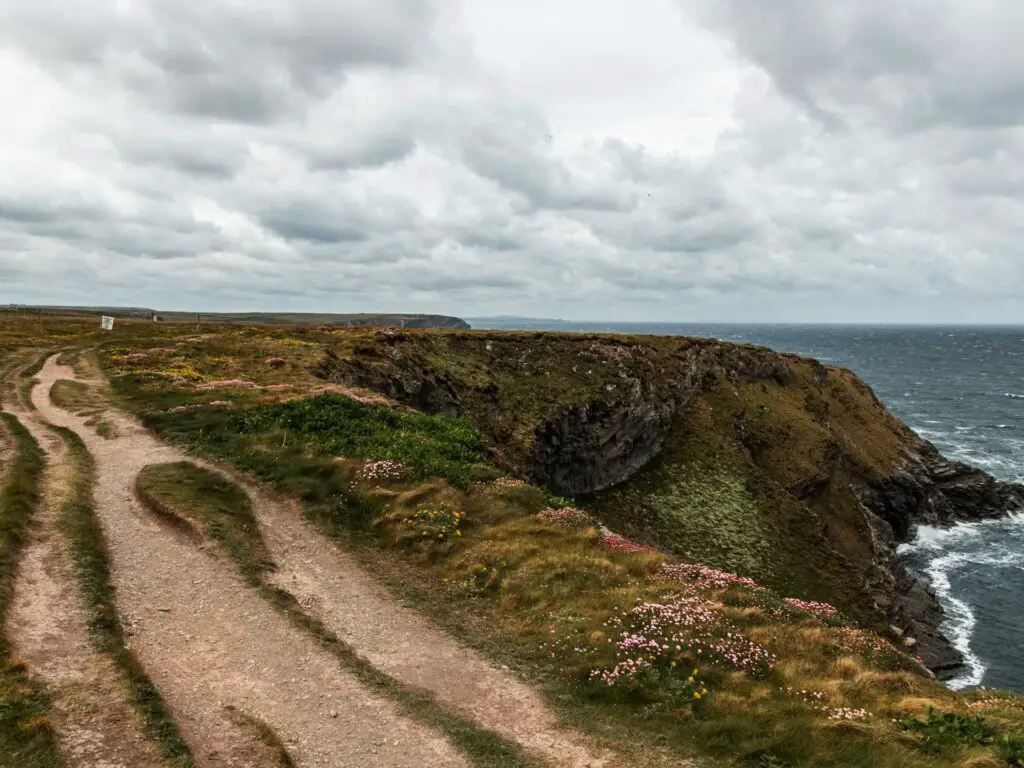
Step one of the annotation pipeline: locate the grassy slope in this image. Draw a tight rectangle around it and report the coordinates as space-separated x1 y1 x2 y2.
313 331 913 626
0 412 62 768
6 317 1024 766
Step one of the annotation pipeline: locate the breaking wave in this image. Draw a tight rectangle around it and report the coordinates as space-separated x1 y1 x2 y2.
900 513 1024 690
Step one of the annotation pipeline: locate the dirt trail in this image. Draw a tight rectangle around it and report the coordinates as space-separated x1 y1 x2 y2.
63 362 612 766
31 356 468 768
3 405 167 767
253 491 612 768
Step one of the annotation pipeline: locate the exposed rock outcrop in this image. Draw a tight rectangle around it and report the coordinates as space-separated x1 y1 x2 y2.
856 446 1024 675
314 330 1024 677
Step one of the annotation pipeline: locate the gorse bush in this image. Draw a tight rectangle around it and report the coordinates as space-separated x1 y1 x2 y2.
231 394 489 488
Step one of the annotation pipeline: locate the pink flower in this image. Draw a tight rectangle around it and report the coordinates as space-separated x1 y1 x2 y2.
599 533 655 554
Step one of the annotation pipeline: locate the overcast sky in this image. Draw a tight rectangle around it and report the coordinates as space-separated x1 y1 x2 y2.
2 0 1023 322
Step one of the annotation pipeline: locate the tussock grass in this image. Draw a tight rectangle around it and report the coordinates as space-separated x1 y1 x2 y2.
0 412 62 767
18 352 48 381
136 461 543 768
49 426 194 767
49 379 94 411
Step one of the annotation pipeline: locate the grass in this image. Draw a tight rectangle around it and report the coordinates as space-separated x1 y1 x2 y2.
167 394 491 488
51 380 118 439
135 461 543 768
49 380 94 411
135 463 272 581
10 352 53 413
7 315 1024 765
49 426 194 767
222 707 295 768
94 323 1024 767
18 352 48 381
0 412 62 768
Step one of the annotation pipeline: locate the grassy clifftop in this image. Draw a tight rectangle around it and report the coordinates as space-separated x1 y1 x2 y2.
312 331 928 624
8 316 1024 766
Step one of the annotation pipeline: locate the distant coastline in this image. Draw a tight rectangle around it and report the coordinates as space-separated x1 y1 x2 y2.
1 305 469 330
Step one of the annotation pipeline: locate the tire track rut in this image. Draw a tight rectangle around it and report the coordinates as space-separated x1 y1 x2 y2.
4 403 166 767
32 355 468 768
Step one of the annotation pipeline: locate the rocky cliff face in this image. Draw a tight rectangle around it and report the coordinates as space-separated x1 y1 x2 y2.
314 329 1024 676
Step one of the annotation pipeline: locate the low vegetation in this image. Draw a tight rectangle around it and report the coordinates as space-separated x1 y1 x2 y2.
0 412 62 767
4 314 1024 766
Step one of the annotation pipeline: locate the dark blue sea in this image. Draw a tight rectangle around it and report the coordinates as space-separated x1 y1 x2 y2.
470 320 1024 692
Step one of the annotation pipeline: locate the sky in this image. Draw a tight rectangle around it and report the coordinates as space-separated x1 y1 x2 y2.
1 0 1023 323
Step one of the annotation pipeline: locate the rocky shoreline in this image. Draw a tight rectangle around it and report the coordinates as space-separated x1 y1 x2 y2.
859 445 1024 677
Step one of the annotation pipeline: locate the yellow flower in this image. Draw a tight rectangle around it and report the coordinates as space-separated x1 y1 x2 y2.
687 676 694 683
670 661 677 668
693 668 700 676
694 692 701 700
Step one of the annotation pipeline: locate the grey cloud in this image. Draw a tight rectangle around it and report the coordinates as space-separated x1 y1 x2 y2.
260 212 369 245
1 0 443 123
680 0 1024 132
3 0 1024 321
303 132 418 172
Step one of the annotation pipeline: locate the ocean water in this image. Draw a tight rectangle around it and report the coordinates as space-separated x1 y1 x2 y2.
471 321 1024 692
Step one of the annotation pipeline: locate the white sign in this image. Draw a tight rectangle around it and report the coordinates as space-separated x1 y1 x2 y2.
100 315 115 331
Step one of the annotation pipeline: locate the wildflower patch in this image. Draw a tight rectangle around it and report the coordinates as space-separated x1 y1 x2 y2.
537 507 594 528
784 597 839 620
599 532 656 554
658 562 762 592
545 594 778 706
358 460 411 483
399 502 465 544
784 687 872 722
490 477 528 492
829 627 924 672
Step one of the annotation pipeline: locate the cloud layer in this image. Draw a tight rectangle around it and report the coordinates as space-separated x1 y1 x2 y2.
1 0 1022 321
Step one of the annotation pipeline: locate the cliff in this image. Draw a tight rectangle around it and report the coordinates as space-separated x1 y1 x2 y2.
314 330 1024 676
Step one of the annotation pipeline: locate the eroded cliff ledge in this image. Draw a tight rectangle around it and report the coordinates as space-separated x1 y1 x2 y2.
314 330 1024 676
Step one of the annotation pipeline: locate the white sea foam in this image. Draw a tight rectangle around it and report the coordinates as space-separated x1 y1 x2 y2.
899 522 984 554
902 515 1024 690
927 552 985 690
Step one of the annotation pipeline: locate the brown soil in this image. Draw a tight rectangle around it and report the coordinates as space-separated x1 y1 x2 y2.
29 356 468 768
251 488 612 767
4 405 166 767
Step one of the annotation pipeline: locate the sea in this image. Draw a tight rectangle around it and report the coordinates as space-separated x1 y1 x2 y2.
470 321 1024 693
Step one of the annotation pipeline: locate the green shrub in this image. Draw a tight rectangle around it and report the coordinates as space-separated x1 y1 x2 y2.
901 706 994 749
230 395 489 488
999 732 1024 766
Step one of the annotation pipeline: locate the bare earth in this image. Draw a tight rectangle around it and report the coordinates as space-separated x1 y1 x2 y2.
251 488 612 768
29 356 467 768
4 407 166 768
